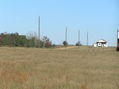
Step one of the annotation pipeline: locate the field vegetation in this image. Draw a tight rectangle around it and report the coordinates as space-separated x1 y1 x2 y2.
0 47 119 89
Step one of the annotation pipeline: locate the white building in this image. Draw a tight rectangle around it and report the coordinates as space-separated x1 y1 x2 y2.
93 39 108 47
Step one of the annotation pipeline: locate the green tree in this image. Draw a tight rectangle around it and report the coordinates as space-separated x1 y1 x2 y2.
63 41 68 47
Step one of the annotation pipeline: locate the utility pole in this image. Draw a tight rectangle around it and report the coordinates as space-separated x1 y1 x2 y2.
38 16 40 40
87 32 89 46
65 26 67 42
117 29 119 51
38 16 40 47
78 30 80 44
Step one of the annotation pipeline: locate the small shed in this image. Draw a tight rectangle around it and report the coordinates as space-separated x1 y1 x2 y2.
93 39 108 47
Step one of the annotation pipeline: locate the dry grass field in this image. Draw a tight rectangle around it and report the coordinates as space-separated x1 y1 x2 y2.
0 47 119 89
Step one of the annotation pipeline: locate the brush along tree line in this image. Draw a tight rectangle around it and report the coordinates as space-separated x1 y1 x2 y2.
0 32 82 47
0 32 53 48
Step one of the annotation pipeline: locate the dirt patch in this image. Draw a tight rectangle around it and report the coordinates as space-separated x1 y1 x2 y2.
56 46 77 50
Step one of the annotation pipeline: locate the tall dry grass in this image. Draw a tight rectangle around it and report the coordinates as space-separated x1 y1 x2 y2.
0 47 119 89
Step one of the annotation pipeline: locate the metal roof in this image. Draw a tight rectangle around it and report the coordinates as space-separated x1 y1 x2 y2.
96 39 107 43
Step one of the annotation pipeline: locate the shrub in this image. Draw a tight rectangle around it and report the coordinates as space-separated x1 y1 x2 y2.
41 36 52 48
63 41 68 47
76 42 82 46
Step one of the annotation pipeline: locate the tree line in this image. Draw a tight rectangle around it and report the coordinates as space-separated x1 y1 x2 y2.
0 32 53 48
0 32 82 48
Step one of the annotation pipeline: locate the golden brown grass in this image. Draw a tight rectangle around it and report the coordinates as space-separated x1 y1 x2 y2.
0 47 119 89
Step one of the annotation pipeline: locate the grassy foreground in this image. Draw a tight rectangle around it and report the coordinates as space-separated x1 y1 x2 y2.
0 47 119 89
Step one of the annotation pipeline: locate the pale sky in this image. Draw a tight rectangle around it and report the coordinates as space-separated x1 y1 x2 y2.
0 0 119 46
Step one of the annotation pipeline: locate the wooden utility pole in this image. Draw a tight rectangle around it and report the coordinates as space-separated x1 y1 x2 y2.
117 29 119 51
87 32 89 46
65 27 67 42
78 30 80 44
38 16 40 40
38 16 40 47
